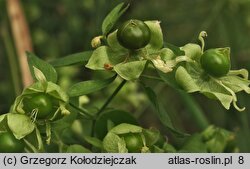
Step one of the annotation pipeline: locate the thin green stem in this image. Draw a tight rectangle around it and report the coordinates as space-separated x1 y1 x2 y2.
97 79 127 116
1 22 22 95
91 79 127 137
69 102 94 119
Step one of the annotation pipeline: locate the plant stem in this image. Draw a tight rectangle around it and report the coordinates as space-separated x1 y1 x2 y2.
91 79 127 137
97 79 127 116
69 102 94 119
1 23 22 96
7 0 34 87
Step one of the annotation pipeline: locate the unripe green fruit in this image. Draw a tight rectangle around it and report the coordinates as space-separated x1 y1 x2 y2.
117 19 151 50
0 132 25 153
123 133 144 153
200 48 230 77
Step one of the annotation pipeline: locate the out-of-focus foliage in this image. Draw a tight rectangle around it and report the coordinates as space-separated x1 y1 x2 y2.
0 0 250 151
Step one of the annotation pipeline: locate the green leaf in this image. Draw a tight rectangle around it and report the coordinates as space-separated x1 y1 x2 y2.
68 74 117 97
86 46 126 70
66 145 91 153
94 110 138 139
181 43 202 61
102 2 130 36
50 51 93 67
144 86 189 137
175 66 200 92
175 59 250 111
220 73 250 93
158 48 176 61
114 60 147 80
26 52 57 83
7 113 35 139
103 132 128 153
45 82 69 102
145 21 163 53
110 123 142 135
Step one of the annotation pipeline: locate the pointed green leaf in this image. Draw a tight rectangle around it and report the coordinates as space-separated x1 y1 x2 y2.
86 46 126 70
158 48 176 61
7 113 35 139
50 51 93 67
102 3 130 36
68 74 117 97
181 43 202 61
26 52 57 83
114 60 147 80
145 21 163 53
110 123 142 135
220 74 250 93
103 132 128 153
175 66 200 92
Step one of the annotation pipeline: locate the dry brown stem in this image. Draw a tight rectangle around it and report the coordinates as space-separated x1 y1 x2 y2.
7 0 33 87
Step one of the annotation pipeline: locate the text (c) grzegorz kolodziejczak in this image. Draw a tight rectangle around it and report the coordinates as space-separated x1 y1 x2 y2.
19 155 137 167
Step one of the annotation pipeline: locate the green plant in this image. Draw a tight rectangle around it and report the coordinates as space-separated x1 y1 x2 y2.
1 2 250 153
123 133 144 153
117 19 151 50
23 93 54 119
200 48 231 77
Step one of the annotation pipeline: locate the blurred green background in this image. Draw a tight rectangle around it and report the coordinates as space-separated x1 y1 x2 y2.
0 0 250 151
